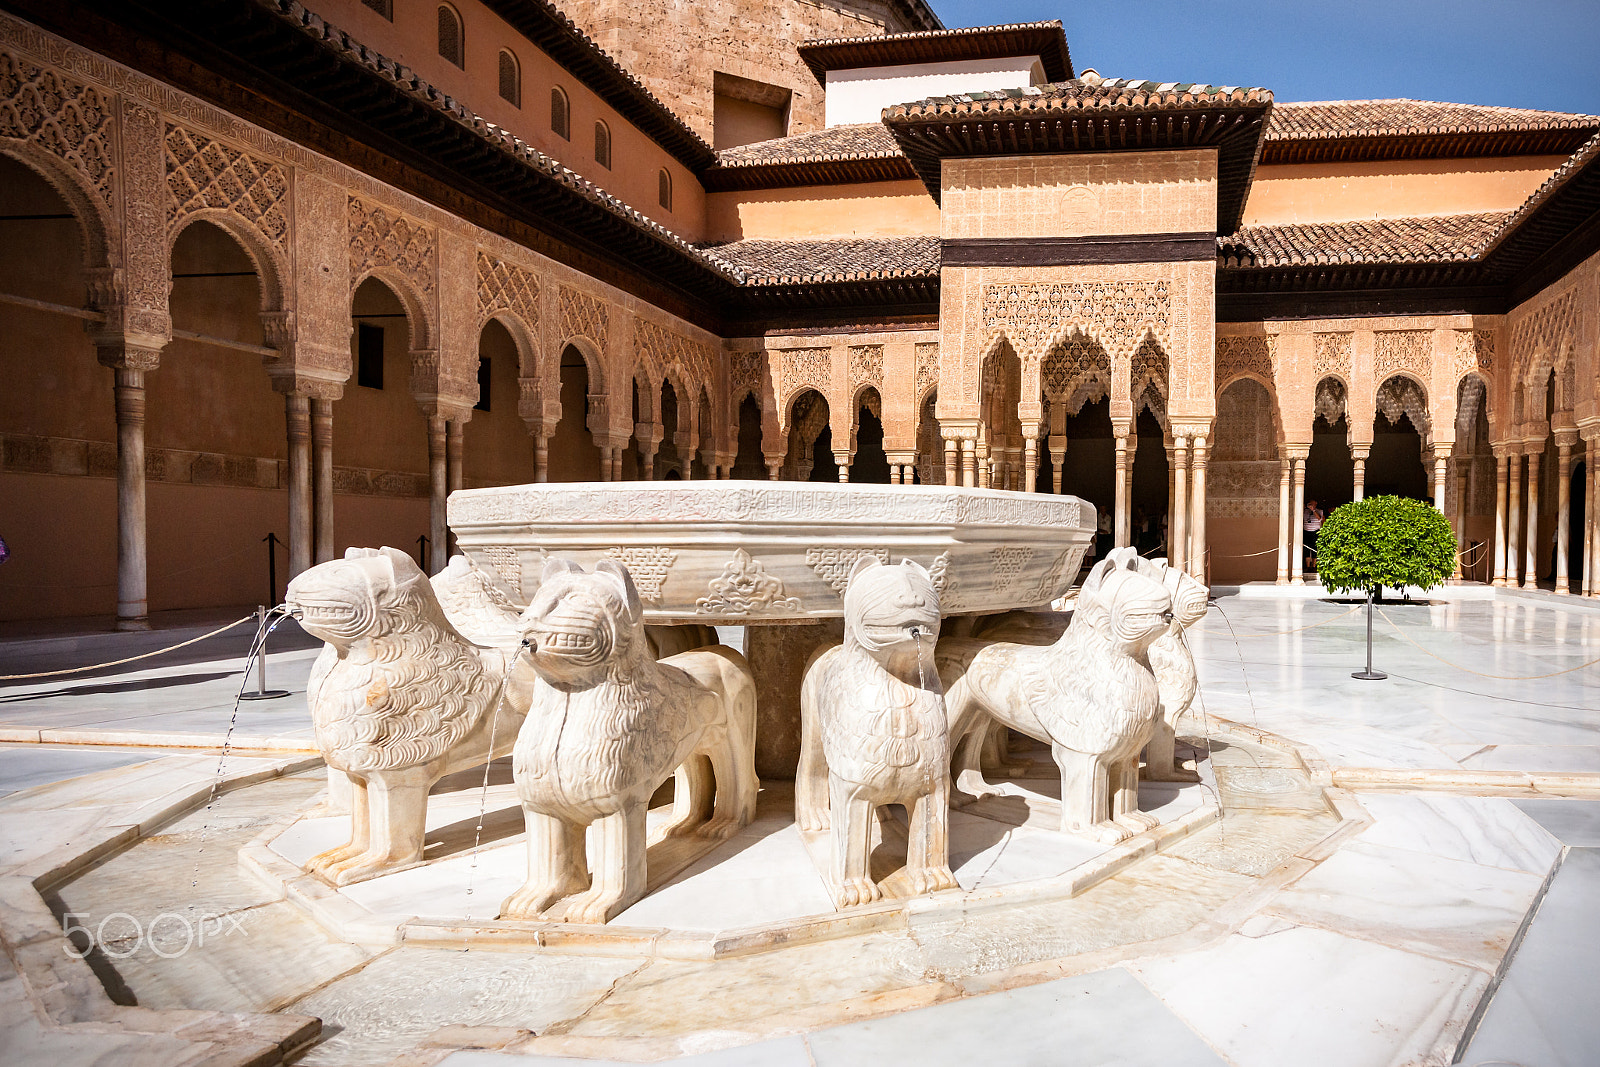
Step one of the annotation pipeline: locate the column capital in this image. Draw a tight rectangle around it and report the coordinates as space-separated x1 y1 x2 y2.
269 370 345 402
1554 429 1580 450
94 340 164 373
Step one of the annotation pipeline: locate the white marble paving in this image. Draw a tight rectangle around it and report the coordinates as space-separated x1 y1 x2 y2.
1127 923 1490 1067
1261 840 1546 971
1353 794 1563 873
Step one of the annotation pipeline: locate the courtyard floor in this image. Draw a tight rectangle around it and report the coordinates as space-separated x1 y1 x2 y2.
0 590 1596 1066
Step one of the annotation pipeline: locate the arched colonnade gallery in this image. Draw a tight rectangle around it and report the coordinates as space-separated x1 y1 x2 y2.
0 41 1598 626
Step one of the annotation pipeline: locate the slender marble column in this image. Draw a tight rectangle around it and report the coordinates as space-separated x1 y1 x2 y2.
1291 455 1306 585
1276 452 1292 584
1507 452 1523 586
1171 436 1189 575
446 418 465 560
286 394 313 580
1050 437 1067 494
113 368 150 629
534 432 549 483
1492 451 1509 586
1454 459 1470 580
767 460 782 481
963 440 977 488
1023 438 1038 493
835 451 851 483
943 437 958 486
1166 443 1177 554
1190 435 1208 581
311 398 334 564
1524 450 1541 588
1113 435 1130 547
1586 438 1598 596
1351 445 1368 501
1432 447 1449 511
427 415 447 575
1556 439 1573 593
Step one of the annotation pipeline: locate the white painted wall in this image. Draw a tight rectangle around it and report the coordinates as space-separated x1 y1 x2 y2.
824 57 1045 127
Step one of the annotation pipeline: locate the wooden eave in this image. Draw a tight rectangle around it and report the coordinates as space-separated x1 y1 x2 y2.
1260 126 1598 166
701 154 919 191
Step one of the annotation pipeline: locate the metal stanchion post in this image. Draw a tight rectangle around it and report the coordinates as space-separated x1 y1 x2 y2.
240 604 290 700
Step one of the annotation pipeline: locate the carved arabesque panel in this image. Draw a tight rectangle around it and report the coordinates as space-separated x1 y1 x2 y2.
983 281 1170 361
1313 333 1351 380
0 52 114 209
848 345 883 393
1511 289 1574 377
915 342 939 401
165 124 289 253
1041 333 1111 407
730 351 764 401
777 347 831 417
1374 330 1432 381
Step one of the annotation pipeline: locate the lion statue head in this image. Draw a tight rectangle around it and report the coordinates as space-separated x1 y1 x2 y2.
287 547 440 650
1079 549 1175 657
842 556 941 663
521 558 648 692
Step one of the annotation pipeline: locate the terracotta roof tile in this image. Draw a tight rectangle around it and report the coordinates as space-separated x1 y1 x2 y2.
701 236 940 283
884 77 1273 119
714 124 904 167
1218 213 1509 267
1267 99 1599 140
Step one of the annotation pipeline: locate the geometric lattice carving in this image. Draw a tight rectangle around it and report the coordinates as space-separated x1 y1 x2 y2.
635 317 710 392
1510 289 1574 376
476 251 541 337
604 546 676 603
165 124 289 251
1130 335 1169 422
348 196 436 303
560 285 609 350
1313 332 1351 379
1455 374 1486 440
0 52 114 208
1374 330 1431 381
983 281 1170 359
1215 336 1276 387
806 546 889 594
1214 377 1276 461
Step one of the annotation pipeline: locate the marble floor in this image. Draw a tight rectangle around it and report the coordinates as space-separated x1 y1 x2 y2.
0 590 1596 1066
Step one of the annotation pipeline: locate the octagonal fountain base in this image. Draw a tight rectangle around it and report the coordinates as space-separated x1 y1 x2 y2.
241 737 1217 960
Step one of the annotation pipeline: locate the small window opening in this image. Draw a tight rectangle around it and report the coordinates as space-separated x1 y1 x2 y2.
594 120 611 169
551 86 570 139
498 49 520 107
437 5 464 68
658 168 672 211
357 324 385 390
361 0 393 19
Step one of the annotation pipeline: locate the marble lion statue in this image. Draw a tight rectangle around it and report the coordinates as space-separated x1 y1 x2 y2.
503 558 759 924
797 557 955 908
1133 555 1209 782
937 550 1174 844
288 548 533 885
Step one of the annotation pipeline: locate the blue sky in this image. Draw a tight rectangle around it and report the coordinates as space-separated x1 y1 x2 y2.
932 0 1600 113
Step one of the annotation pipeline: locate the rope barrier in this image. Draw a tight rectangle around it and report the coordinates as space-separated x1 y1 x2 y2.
1376 607 1600 680
0 615 256 680
1192 603 1361 637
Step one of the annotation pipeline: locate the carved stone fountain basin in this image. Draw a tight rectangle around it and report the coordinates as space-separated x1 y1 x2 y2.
447 481 1095 621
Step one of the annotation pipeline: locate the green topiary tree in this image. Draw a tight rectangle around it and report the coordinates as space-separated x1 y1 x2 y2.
1315 495 1457 680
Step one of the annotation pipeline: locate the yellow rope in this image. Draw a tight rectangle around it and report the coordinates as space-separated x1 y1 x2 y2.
0 615 257 680
1193 603 1361 637
1377 607 1600 680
